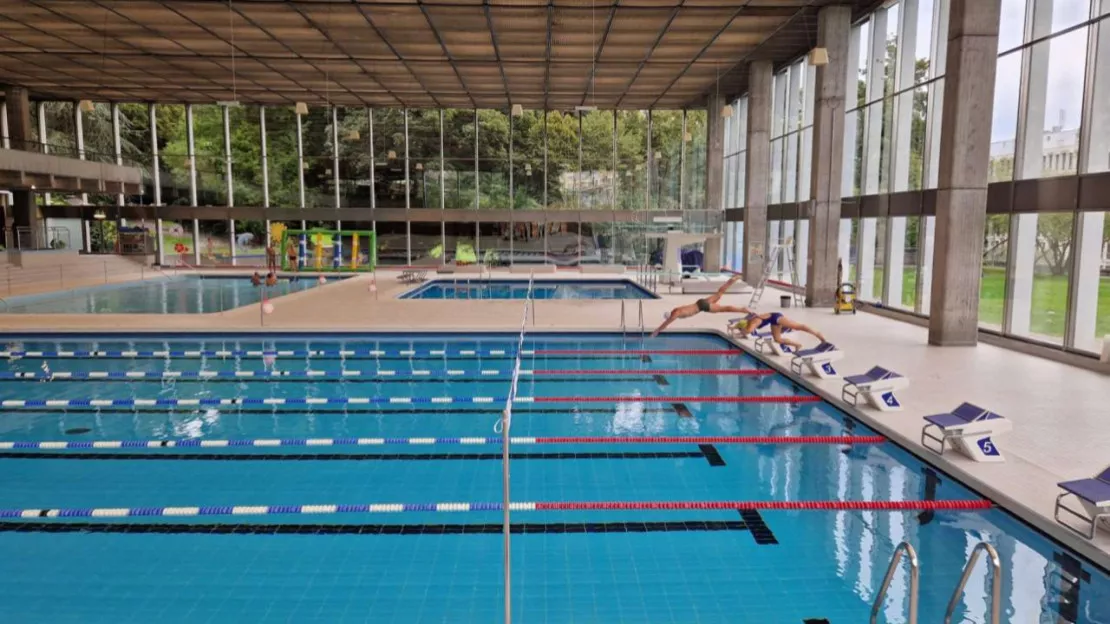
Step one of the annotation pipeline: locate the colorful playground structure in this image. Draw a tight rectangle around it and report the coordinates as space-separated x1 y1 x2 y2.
273 224 377 272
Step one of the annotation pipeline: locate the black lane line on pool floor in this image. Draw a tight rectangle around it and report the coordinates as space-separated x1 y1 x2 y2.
698 444 725 467
738 510 778 545
0 520 753 536
0 451 707 462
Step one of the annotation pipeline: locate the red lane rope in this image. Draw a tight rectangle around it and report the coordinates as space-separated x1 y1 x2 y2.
538 436 885 445
533 395 821 403
533 369 774 376
535 349 740 356
536 500 992 511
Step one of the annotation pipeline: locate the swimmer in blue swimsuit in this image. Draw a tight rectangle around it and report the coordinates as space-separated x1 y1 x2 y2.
652 269 751 337
734 311 826 351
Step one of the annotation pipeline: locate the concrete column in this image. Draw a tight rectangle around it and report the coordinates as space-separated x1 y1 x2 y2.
706 93 724 214
743 60 773 284
0 100 9 148
3 87 38 246
928 0 1003 345
806 5 851 306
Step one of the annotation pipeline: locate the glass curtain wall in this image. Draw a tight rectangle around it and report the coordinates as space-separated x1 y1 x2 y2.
767 61 816 286
839 0 948 311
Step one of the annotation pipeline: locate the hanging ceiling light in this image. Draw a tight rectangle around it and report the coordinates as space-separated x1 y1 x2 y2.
387 150 397 160
295 102 309 115
79 100 94 113
93 209 106 220
346 130 361 141
511 104 523 117
808 48 829 66
721 105 734 119
415 162 424 171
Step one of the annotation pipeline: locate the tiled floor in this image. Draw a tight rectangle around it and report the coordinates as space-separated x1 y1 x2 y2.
0 268 1107 569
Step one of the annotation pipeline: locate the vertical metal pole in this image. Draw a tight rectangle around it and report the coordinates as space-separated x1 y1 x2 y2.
186 104 201 266
509 111 514 265
645 110 653 211
113 103 124 207
151 104 165 265
369 108 376 236
296 107 306 209
74 101 88 206
474 108 480 260
543 111 548 263
38 101 51 207
224 105 236 266
501 404 511 624
577 111 583 266
332 106 341 209
260 107 271 248
440 109 446 254
679 109 687 211
405 109 412 265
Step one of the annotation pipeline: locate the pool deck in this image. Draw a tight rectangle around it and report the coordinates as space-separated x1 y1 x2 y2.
0 269 1108 571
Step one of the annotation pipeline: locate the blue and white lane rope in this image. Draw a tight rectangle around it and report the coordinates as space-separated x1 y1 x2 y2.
0 500 994 519
0 395 816 408
1 348 533 359
0 396 515 407
0 370 515 380
0 435 887 451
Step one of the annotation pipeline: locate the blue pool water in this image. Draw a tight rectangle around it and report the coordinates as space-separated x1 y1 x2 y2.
0 332 1105 623
400 279 658 300
3 276 342 314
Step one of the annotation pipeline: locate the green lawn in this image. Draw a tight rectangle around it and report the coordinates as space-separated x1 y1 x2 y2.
859 265 1110 341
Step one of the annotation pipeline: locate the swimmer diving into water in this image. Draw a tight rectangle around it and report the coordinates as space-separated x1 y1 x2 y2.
651 269 750 337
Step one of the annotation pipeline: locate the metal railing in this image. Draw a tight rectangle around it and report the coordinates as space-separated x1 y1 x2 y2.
870 541 919 624
944 542 1002 624
1 258 156 297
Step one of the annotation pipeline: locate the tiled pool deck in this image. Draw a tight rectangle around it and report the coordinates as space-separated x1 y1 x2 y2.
1 269 1107 570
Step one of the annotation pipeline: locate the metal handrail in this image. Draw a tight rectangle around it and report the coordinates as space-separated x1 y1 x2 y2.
620 299 626 335
944 542 1002 624
870 541 919 624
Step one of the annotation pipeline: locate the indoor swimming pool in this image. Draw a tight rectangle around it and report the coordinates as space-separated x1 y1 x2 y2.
1 275 343 314
0 332 1104 623
399 279 658 300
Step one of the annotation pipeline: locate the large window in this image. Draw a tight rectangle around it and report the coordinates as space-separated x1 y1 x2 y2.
409 109 440 209
650 110 682 210
372 109 405 209
616 110 647 210
443 109 475 210
580 110 615 210
477 109 510 209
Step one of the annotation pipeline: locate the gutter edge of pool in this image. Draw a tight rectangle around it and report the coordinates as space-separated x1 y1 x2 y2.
711 327 1110 575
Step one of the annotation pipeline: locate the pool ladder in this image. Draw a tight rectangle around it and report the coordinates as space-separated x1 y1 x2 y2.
870 541 1002 624
944 542 1002 624
871 541 919 624
620 299 644 336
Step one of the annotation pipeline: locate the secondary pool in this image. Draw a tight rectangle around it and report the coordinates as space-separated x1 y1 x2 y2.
400 278 657 300
1 275 343 314
0 332 1104 623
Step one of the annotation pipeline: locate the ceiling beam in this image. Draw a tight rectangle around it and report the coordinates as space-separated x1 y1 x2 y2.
647 0 752 109
351 0 444 109
613 1 685 109
417 0 476 109
483 0 512 106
